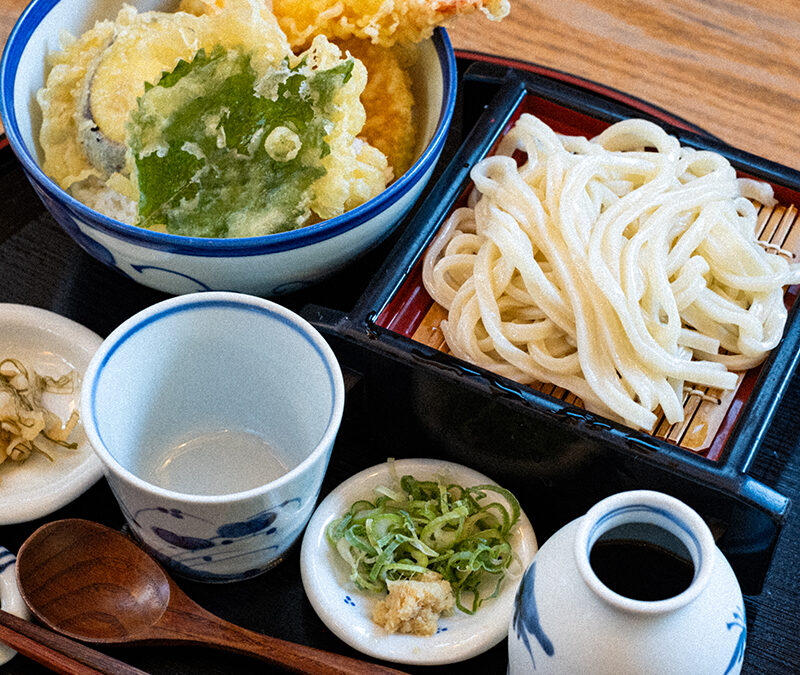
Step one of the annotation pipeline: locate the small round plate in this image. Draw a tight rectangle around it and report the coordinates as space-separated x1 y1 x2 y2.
300 458 538 665
0 304 103 524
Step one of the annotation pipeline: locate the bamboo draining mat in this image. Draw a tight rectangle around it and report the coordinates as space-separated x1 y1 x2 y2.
411 200 800 453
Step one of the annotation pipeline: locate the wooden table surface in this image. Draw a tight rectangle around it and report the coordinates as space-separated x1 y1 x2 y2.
1 0 799 171
448 0 800 172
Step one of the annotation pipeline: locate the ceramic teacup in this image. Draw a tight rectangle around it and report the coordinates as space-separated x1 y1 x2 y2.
81 292 345 582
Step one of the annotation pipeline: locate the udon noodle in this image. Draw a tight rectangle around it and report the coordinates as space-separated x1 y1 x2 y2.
422 113 800 430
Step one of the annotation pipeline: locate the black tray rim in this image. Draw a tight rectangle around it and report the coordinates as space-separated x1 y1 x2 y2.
306 60 797 528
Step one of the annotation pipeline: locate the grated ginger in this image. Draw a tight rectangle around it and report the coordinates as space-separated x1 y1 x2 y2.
373 571 455 636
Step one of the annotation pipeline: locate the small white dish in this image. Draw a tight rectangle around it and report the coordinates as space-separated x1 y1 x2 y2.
300 458 538 665
0 304 103 524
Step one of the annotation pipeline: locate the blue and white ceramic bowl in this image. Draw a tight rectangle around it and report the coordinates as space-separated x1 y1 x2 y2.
0 0 456 296
81 292 345 582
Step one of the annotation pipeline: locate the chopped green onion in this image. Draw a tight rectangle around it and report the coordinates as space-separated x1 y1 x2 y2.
326 468 522 614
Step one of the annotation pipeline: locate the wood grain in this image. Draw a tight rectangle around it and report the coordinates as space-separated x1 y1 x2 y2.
0 610 147 675
16 519 410 675
1 0 797 171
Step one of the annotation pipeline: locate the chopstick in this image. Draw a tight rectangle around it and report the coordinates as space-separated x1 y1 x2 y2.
0 610 148 675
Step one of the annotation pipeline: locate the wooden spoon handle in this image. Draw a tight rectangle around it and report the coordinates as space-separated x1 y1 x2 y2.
197 624 406 675
161 616 406 674
155 581 408 675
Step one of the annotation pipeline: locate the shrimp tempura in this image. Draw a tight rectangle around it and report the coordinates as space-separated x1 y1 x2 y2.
271 0 510 48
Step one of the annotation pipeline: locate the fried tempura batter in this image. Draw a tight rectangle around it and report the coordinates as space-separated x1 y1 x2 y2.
39 0 389 234
272 0 510 48
182 0 428 179
39 0 512 233
337 39 416 176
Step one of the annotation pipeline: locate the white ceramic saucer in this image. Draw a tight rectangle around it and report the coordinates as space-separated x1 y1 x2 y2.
300 458 538 665
0 304 103 524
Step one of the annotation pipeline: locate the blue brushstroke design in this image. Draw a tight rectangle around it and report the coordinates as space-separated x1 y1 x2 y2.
215 501 299 538
0 547 15 574
217 511 277 538
130 265 212 291
115 494 307 581
512 562 554 669
724 605 747 674
132 506 213 527
151 527 216 550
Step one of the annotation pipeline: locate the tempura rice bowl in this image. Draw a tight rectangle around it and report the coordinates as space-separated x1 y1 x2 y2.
0 0 456 295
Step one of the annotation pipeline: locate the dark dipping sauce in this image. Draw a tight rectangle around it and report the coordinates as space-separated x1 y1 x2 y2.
590 539 695 601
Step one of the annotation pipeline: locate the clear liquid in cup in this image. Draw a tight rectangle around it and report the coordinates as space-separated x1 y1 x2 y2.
139 428 291 496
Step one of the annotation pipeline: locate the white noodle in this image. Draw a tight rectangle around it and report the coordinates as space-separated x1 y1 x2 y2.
422 114 800 430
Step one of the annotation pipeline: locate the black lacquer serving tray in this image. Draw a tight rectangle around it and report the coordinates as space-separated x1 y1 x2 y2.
1 55 799 674
304 59 800 596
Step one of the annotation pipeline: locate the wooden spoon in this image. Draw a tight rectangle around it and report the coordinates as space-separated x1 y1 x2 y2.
15 519 407 675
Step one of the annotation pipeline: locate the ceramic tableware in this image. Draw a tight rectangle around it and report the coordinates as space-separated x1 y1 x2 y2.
0 0 456 296
0 546 29 665
301 458 538 665
0 304 103 524
80 292 345 582
508 490 746 674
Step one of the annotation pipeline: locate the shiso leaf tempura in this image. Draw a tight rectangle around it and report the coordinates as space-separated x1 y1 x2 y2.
36 0 388 237
130 44 361 237
327 464 521 614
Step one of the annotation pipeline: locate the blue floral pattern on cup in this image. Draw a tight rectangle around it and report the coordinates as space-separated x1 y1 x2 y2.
117 498 303 582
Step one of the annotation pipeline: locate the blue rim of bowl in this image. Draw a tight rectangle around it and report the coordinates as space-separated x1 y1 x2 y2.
0 0 457 257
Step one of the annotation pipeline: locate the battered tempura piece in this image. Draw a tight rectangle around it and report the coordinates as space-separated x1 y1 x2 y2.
271 0 511 48
184 0 513 181
37 0 389 236
39 0 291 197
337 39 416 176
183 0 424 181
269 0 512 174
